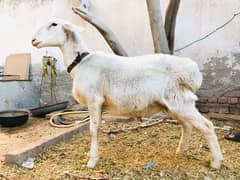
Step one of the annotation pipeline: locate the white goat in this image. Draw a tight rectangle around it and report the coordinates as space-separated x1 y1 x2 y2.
32 19 223 169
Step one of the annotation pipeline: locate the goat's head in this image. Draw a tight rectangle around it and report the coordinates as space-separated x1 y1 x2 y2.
32 19 82 48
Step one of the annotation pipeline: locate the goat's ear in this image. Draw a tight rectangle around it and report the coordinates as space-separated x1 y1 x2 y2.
63 24 75 40
63 24 73 33
63 24 85 33
63 24 85 41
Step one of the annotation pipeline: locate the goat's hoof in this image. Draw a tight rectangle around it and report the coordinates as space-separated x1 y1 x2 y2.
87 158 98 168
210 160 222 169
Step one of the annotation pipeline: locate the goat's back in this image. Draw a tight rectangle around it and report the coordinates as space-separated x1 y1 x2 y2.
88 52 203 93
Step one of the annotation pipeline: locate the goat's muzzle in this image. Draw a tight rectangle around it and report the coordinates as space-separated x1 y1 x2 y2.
31 38 41 47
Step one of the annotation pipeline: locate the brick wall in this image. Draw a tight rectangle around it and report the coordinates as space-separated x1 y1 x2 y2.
196 88 240 115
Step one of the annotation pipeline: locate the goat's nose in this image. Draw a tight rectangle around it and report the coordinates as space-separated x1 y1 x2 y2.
32 38 36 44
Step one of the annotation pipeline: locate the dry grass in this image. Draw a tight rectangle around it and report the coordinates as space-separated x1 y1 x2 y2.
0 116 240 180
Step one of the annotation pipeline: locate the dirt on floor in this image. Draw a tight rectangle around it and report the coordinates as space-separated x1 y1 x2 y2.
0 114 240 180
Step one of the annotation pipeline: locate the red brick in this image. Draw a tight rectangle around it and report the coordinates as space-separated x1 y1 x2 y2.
229 107 240 115
197 97 208 103
208 97 218 103
219 107 229 114
224 90 240 97
208 104 219 113
228 97 238 104
218 97 228 104
196 104 209 113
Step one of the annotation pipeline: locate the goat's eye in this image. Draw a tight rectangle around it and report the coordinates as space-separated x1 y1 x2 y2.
51 23 58 27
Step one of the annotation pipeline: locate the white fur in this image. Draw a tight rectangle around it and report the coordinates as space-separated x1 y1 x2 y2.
32 19 223 169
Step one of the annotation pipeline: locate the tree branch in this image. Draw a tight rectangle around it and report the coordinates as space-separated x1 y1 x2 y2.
72 7 128 56
146 0 170 54
103 116 178 135
164 0 181 54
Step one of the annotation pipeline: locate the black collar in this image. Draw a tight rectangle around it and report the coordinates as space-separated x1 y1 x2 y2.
67 52 90 73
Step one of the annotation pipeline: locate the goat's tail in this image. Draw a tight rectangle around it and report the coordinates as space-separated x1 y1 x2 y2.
177 58 203 93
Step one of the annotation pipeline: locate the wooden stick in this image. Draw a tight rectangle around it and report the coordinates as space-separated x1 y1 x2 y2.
208 112 240 121
103 116 177 135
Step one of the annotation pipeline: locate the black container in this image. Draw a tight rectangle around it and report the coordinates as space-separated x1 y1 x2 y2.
30 101 69 117
0 110 29 127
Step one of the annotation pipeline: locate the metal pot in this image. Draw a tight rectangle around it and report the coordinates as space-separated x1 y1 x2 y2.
0 110 29 127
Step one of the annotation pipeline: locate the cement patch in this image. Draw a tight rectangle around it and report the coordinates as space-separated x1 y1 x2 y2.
199 53 240 97
0 81 40 110
31 64 75 105
0 117 89 165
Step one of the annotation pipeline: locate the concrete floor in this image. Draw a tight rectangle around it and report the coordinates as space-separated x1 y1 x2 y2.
0 116 88 165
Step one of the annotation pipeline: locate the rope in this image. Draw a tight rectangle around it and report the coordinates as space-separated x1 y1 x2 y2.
49 111 90 128
49 111 108 128
175 11 240 52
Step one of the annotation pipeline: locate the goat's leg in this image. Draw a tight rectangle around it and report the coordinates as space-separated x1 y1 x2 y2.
189 109 223 169
176 121 193 154
86 98 104 168
170 105 223 169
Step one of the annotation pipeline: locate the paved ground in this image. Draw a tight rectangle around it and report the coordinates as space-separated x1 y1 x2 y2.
0 114 89 164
